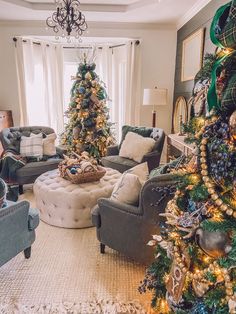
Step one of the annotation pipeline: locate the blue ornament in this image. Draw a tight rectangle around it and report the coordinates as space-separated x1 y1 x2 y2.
70 168 77 174
78 86 86 94
192 301 209 314
188 199 196 212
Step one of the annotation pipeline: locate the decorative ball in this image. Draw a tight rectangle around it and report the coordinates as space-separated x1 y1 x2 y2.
70 167 77 175
229 111 236 140
78 86 86 94
195 227 232 258
192 301 208 314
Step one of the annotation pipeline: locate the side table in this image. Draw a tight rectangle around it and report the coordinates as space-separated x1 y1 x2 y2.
167 134 195 162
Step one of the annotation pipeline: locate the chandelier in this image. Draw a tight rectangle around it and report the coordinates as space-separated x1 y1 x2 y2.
46 0 88 39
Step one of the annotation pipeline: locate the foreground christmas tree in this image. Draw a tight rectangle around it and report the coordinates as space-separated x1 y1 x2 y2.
140 2 236 313
61 57 113 160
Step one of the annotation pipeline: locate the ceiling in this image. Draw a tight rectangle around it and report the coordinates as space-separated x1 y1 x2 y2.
0 0 211 25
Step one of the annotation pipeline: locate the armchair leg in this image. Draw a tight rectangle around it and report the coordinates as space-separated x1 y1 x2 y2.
19 185 24 195
100 243 105 254
24 247 31 259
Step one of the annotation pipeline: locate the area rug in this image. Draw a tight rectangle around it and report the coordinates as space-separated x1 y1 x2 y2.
0 189 151 313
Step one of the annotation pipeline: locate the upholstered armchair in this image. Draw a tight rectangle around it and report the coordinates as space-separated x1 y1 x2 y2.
0 126 63 193
101 125 165 173
0 200 39 267
92 173 177 264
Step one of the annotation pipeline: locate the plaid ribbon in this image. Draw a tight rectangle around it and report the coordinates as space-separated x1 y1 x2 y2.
207 1 235 111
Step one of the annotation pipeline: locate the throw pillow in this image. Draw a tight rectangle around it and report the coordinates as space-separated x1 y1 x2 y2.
43 133 57 156
119 125 153 149
20 133 43 160
110 173 142 205
125 162 149 184
119 132 156 163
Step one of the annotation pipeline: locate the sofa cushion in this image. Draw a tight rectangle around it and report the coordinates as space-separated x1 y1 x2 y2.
119 125 153 149
110 173 142 205
20 133 43 160
119 132 156 163
101 155 138 173
16 158 61 178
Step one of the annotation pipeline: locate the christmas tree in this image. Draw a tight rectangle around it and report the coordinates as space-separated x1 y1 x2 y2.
61 57 114 160
139 1 236 313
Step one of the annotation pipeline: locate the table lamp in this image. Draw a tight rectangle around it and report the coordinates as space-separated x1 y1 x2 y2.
143 87 167 127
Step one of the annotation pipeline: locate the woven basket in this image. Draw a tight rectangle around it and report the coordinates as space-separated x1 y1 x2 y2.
60 165 106 184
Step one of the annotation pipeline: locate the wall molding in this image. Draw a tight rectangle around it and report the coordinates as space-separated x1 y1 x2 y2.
177 0 212 30
0 20 176 30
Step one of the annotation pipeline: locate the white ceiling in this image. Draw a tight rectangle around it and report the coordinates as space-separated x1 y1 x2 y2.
0 0 211 26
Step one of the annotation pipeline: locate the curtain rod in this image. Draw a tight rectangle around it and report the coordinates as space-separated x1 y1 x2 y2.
13 37 140 50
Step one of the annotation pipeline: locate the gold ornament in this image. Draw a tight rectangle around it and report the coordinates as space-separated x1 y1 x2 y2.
201 170 208 176
229 110 236 140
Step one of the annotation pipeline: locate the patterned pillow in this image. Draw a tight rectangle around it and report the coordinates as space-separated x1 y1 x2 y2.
20 133 43 160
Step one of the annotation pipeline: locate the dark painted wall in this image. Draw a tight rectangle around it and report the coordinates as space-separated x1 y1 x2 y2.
173 0 228 129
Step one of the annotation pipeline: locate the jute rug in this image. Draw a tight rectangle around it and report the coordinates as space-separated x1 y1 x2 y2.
0 189 151 313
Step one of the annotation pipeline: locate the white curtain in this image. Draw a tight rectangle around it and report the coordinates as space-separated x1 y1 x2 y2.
15 38 64 134
124 40 141 126
14 39 34 126
96 41 141 141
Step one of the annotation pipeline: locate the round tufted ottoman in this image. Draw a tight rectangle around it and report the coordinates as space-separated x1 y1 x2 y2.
33 168 121 228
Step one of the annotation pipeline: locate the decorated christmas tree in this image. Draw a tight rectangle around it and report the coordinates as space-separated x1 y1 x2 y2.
61 57 114 160
139 1 236 313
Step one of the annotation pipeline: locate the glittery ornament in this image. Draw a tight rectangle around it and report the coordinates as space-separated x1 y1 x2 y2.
192 301 209 314
230 110 236 140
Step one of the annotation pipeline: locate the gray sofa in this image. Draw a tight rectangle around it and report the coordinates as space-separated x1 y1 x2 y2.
0 126 63 190
0 200 39 267
92 173 176 264
101 126 165 173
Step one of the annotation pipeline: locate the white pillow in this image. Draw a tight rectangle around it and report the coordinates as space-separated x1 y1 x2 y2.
119 132 155 163
110 173 142 205
125 162 149 184
20 133 43 159
43 133 57 156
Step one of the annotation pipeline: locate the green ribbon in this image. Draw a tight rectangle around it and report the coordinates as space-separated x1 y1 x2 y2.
210 2 231 48
207 53 232 111
207 1 232 111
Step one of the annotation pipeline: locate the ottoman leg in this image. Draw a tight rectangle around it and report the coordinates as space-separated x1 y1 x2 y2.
100 243 105 254
24 247 31 259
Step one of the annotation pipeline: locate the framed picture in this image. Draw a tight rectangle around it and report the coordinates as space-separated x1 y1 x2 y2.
181 28 204 82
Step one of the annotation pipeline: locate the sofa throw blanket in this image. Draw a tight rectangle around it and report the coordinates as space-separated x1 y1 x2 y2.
0 152 26 184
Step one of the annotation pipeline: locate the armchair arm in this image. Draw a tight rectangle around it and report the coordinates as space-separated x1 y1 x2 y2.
0 201 30 238
97 198 142 215
141 151 161 172
107 145 119 156
28 207 40 231
139 173 178 222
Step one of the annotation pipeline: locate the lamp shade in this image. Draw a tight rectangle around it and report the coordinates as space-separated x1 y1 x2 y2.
143 88 167 106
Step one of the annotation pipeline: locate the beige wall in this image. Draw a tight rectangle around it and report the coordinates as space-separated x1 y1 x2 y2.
0 21 177 138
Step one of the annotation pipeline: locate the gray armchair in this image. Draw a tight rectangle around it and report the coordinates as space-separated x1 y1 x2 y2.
0 126 63 193
0 200 39 267
101 125 165 173
92 173 177 264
